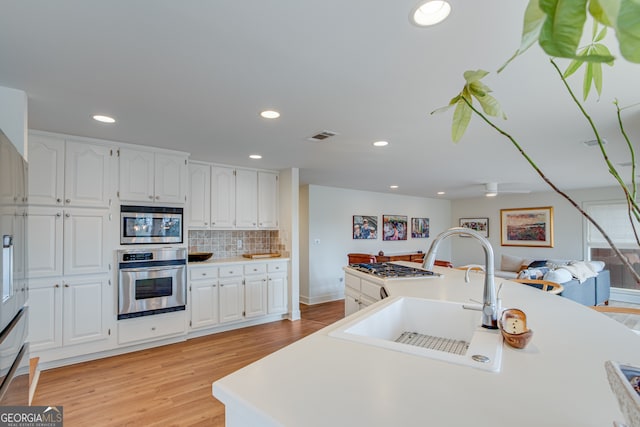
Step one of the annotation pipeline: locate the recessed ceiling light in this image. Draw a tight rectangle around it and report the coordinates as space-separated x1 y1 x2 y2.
437 191 445 195
249 154 262 159
93 114 115 123
410 1 451 27
390 185 399 189
373 141 389 147
260 110 280 119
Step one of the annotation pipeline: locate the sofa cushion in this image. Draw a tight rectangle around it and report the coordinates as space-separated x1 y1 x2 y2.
528 260 548 268
501 254 531 272
543 268 573 284
588 260 605 272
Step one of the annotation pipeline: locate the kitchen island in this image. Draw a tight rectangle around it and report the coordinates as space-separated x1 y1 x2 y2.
212 265 639 426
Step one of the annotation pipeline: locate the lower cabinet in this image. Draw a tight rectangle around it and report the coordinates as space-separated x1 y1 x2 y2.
29 275 112 352
118 311 186 345
344 273 382 316
189 260 288 331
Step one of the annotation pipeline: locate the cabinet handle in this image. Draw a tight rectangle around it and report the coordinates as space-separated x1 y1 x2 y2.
64 284 69 288
204 222 208 225
155 196 160 200
220 284 224 287
56 198 62 203
151 327 156 331
201 272 207 276
56 212 62 217
149 195 154 200
65 199 71 203
229 271 233 274
54 284 59 288
65 213 70 218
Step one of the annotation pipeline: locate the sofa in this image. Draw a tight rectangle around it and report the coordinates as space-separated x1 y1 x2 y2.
495 254 610 306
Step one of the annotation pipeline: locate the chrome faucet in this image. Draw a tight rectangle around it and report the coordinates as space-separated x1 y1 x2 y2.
422 227 498 329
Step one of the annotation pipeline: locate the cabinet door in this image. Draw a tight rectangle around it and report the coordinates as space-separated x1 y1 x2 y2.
27 135 65 206
219 277 243 323
344 287 360 316
62 276 110 346
235 169 258 228
258 171 278 228
267 272 287 314
187 162 211 228
28 278 63 351
155 153 187 204
63 208 110 276
244 274 267 318
190 280 219 329
210 166 235 228
118 147 155 202
65 141 112 208
27 207 63 278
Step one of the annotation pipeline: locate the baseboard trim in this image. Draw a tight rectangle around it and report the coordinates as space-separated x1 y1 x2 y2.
610 288 640 304
299 293 344 305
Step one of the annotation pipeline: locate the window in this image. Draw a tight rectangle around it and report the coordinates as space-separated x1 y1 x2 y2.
585 201 640 290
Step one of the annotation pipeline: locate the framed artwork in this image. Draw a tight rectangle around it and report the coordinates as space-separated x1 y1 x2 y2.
411 217 430 238
459 217 489 238
353 215 377 239
500 207 554 247
383 215 408 241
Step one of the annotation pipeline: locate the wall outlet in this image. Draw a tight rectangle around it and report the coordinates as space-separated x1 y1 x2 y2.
237 239 242 249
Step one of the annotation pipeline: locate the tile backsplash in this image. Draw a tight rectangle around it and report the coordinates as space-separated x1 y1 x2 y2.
188 230 285 259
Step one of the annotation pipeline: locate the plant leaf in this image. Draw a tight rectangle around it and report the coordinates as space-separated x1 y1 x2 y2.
589 0 620 28
595 25 608 41
498 0 546 73
564 46 590 77
592 61 603 96
463 70 490 83
539 0 589 58
451 97 472 143
474 92 506 119
617 0 640 63
593 42 615 65
583 62 594 100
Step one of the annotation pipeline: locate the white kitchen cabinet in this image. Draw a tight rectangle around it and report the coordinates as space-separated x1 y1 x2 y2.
344 273 381 316
219 276 244 323
27 207 110 278
118 147 187 204
235 169 258 228
28 275 111 351
118 311 186 345
62 276 111 346
28 134 114 208
244 270 267 319
187 161 211 228
211 166 236 228
258 171 278 228
189 265 219 329
267 262 287 315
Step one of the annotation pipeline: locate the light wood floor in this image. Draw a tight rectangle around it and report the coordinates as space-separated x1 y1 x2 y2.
32 300 345 427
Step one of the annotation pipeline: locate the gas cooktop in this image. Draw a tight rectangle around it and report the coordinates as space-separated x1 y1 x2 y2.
348 262 438 278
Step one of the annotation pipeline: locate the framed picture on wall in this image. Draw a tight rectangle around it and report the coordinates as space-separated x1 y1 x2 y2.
500 206 554 247
411 217 429 238
382 215 408 241
353 215 377 239
459 217 489 237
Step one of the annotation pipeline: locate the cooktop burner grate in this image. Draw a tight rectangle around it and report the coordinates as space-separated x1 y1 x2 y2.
349 262 436 278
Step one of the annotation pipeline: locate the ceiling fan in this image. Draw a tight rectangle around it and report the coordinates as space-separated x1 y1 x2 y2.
484 182 531 197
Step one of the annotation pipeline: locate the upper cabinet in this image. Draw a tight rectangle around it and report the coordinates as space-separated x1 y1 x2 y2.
118 147 187 204
187 162 278 230
29 134 114 208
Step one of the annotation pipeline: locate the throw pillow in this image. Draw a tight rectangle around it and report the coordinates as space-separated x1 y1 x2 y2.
543 268 573 284
517 267 550 280
587 260 605 272
528 260 548 268
501 254 525 272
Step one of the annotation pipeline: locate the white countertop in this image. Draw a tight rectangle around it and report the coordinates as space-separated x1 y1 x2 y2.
212 266 640 427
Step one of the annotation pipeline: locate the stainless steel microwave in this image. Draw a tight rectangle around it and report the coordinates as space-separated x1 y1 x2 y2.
120 205 183 245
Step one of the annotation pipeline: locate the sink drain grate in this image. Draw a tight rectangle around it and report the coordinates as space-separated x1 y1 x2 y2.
395 331 469 356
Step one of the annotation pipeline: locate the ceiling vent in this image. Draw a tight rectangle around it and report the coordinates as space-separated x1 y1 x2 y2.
308 130 338 142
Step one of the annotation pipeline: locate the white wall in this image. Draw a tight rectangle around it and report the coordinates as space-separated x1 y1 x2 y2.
300 185 451 304
0 86 28 157
451 186 628 268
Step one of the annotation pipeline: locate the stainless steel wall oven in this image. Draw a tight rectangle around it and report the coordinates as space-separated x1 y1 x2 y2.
117 247 186 319
120 205 183 245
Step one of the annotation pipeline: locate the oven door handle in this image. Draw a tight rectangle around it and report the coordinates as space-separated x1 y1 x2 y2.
120 266 183 273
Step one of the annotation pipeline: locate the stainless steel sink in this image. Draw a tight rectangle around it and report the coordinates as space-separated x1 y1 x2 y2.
329 296 503 372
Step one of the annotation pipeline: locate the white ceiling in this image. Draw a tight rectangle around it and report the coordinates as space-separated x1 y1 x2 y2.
1 1 638 199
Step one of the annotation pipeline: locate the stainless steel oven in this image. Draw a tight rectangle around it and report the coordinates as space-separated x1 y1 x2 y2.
117 247 187 319
120 205 183 245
